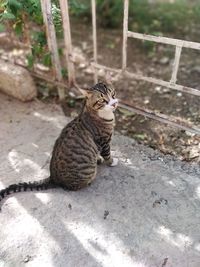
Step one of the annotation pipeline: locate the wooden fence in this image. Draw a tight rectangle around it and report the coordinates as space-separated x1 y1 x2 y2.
91 0 200 135
28 0 200 135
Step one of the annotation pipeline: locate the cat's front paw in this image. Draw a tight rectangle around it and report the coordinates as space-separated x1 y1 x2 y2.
110 157 118 167
97 156 104 165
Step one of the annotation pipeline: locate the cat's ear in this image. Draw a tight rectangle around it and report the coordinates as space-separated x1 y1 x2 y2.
78 87 93 98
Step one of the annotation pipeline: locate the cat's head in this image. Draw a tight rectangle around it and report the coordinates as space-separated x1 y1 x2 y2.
81 82 118 120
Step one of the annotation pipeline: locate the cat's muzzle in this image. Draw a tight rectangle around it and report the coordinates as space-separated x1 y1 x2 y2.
109 99 118 110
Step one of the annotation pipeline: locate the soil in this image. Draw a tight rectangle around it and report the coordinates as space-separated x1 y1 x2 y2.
0 18 199 162
64 19 200 163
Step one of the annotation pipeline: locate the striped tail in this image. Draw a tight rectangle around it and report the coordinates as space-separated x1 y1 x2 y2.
0 177 56 205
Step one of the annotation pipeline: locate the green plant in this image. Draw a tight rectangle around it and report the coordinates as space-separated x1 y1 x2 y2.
61 68 68 79
68 0 88 16
42 52 52 67
52 3 63 37
68 0 200 42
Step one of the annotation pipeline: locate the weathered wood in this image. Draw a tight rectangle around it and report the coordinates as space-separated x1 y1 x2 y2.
122 0 129 70
119 102 200 135
8 60 199 135
59 0 75 86
91 0 98 83
40 0 65 100
170 45 182 84
91 62 200 96
128 31 200 50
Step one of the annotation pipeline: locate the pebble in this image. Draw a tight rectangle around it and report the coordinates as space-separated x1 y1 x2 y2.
155 86 161 92
23 255 32 263
159 57 170 65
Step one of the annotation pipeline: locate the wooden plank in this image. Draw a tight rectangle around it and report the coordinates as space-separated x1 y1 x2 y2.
119 102 200 135
124 71 200 96
122 0 129 70
91 0 98 83
59 0 75 86
91 62 200 96
170 45 182 84
11 61 200 135
128 31 200 50
40 0 65 100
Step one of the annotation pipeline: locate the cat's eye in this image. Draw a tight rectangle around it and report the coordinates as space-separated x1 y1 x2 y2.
98 99 105 104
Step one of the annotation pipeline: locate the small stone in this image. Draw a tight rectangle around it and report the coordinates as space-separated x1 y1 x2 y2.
185 131 195 137
159 57 169 65
177 92 182 97
68 91 76 98
163 87 170 93
155 86 161 92
84 68 93 74
98 69 105 77
79 63 86 69
23 255 31 263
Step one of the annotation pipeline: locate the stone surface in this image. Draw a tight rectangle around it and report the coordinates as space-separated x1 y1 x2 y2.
0 60 37 101
0 93 200 267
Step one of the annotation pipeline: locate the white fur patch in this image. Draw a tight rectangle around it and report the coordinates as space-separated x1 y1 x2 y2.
98 106 114 120
110 158 118 167
108 98 118 107
97 98 118 121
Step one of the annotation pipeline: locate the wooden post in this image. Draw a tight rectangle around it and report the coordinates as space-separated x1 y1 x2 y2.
40 0 65 100
122 0 129 70
91 0 98 83
170 45 182 84
59 0 75 87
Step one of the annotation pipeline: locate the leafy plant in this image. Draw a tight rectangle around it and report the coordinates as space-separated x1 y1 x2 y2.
42 52 52 67
61 67 68 79
27 53 34 68
0 23 5 32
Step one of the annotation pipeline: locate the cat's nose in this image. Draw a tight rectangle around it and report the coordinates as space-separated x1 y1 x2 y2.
109 99 118 108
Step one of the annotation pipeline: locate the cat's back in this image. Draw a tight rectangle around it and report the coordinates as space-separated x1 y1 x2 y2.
50 116 98 174
57 116 96 150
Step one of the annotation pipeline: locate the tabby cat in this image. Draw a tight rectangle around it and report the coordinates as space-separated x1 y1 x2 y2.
0 83 118 207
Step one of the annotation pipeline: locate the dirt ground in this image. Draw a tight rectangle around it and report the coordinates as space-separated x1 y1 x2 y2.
0 19 199 162
69 19 200 162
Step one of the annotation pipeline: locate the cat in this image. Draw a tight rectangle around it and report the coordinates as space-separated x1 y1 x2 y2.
0 82 118 208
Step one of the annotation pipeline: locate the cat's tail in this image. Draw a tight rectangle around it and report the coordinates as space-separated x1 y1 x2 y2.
0 177 56 204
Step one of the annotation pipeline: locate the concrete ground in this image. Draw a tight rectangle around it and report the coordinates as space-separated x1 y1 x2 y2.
0 92 200 267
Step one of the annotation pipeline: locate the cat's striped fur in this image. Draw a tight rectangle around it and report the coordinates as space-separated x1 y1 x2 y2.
0 83 118 206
